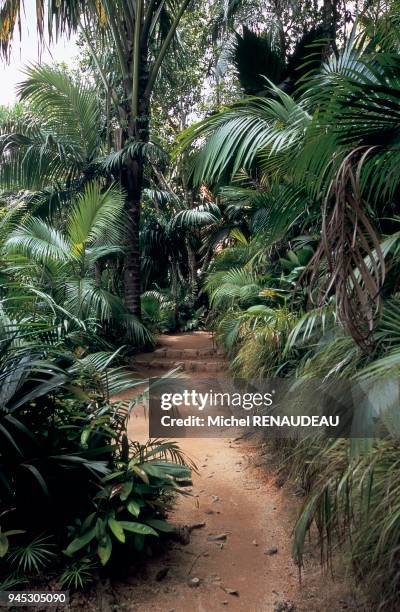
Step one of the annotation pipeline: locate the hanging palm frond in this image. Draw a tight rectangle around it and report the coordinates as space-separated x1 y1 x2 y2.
309 154 385 349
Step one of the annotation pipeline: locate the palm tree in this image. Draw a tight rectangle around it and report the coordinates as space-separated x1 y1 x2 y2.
0 64 102 214
0 0 193 318
181 32 400 346
3 180 150 345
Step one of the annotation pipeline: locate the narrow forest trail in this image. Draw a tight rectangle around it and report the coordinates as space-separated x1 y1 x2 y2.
113 332 356 612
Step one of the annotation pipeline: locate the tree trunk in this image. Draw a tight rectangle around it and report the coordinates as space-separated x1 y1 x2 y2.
186 239 198 305
272 1 286 57
122 155 143 317
122 36 150 318
171 261 180 330
200 246 213 280
322 0 339 43
118 1 190 319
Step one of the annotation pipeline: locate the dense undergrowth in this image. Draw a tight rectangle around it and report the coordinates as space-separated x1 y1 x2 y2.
0 165 193 588
179 10 400 610
0 300 193 589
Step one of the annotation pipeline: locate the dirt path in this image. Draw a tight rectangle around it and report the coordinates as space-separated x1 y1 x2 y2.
124 437 300 612
114 332 360 612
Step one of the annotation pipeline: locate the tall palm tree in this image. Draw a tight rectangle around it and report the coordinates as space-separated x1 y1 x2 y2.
0 0 193 317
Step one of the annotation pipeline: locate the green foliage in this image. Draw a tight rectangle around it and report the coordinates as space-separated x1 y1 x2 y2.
1 1 399 605
64 439 192 567
292 437 400 610
233 25 327 95
0 525 25 560
59 558 98 589
208 267 262 308
2 180 151 346
0 309 192 587
0 65 102 192
179 84 310 186
141 291 175 333
234 27 285 94
0 222 189 589
8 536 55 574
197 12 400 609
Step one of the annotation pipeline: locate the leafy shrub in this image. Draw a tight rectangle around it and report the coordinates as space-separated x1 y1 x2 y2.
64 439 192 567
0 315 192 588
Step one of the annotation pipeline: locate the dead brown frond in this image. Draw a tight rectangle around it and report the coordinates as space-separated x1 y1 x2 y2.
309 148 385 350
0 0 20 59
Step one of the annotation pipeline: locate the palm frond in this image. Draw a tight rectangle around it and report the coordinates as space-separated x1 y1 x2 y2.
209 267 262 308
4 217 70 264
284 305 337 354
67 182 126 247
178 84 310 185
17 64 100 162
170 203 221 230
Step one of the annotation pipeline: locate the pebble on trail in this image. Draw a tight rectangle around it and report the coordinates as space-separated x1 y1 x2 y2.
207 533 228 541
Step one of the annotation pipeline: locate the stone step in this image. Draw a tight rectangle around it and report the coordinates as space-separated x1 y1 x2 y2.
188 360 225 372
153 347 224 359
133 359 226 373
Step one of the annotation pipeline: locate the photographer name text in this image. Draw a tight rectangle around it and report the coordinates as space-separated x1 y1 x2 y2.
159 415 340 428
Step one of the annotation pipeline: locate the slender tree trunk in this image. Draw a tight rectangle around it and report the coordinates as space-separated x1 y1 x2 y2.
171 261 180 329
186 239 198 305
200 247 213 279
322 0 340 44
117 1 190 319
122 156 143 317
272 1 286 56
122 36 150 318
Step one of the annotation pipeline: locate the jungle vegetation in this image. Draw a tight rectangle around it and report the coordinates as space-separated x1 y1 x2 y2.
0 0 400 607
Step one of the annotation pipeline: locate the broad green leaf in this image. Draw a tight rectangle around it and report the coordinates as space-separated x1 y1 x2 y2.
131 465 149 484
95 517 106 540
65 528 96 556
97 533 112 566
120 481 133 501
146 519 175 533
80 428 91 447
127 500 141 517
148 462 192 479
140 464 167 479
119 521 158 536
81 512 96 533
108 518 125 543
